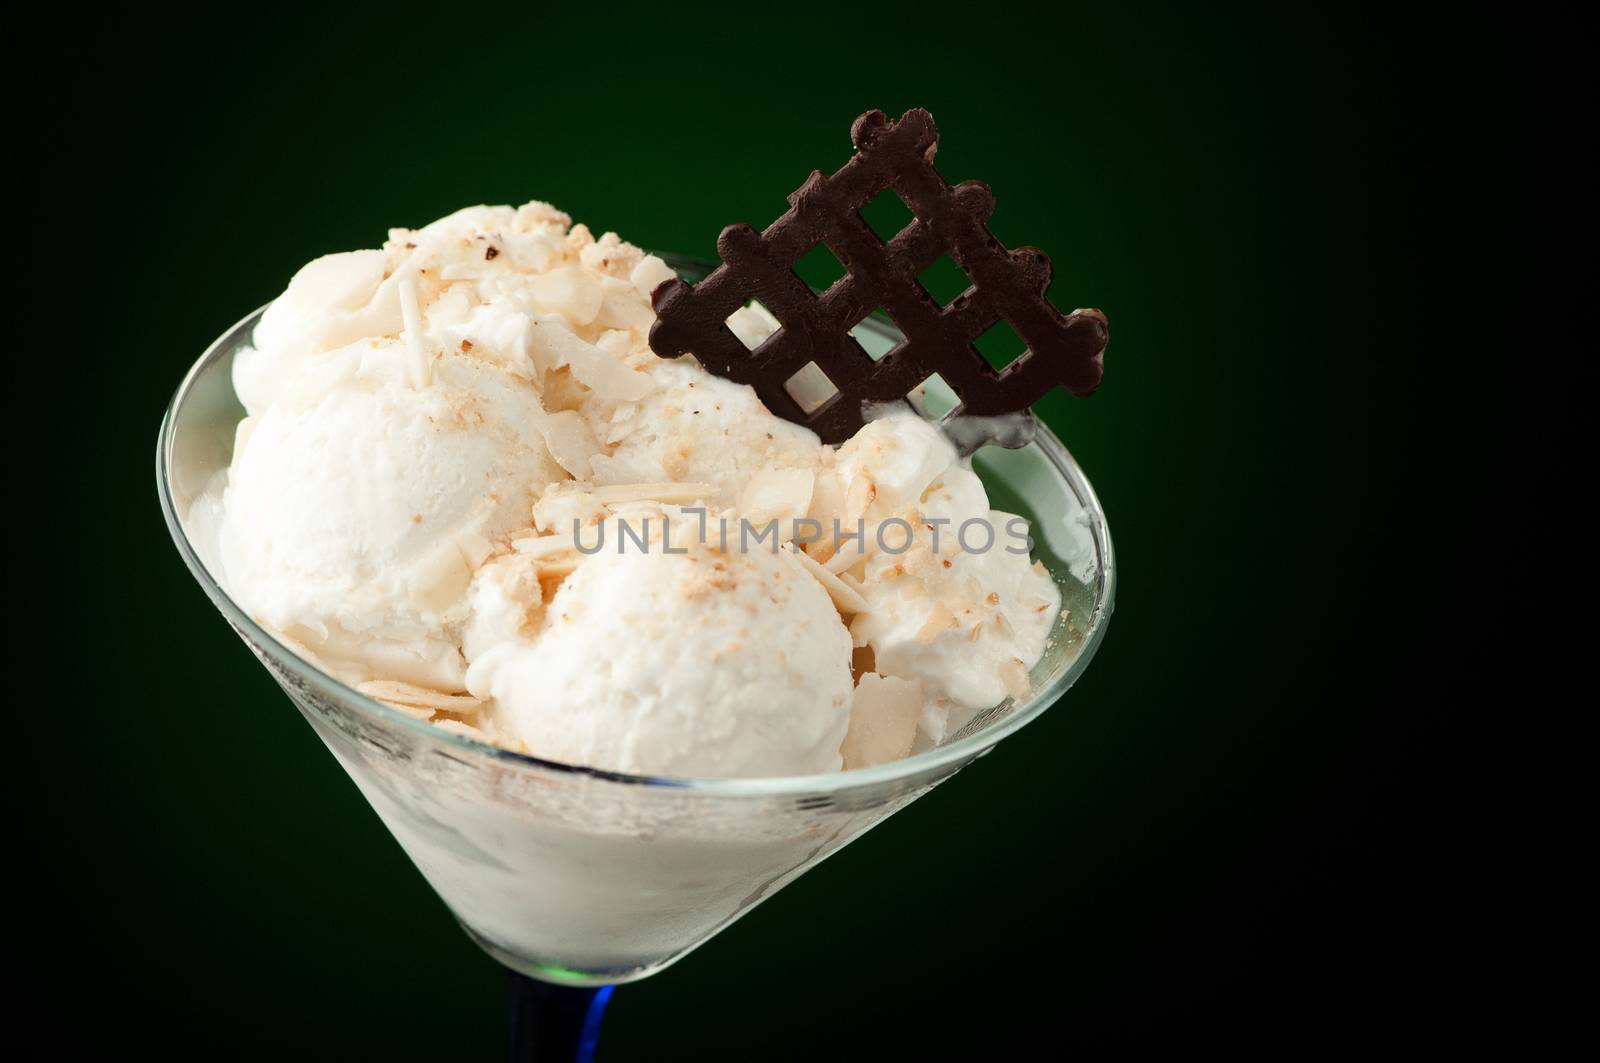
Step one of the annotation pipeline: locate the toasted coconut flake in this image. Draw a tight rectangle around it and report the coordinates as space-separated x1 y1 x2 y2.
1032 560 1049 577
538 408 600 478
999 658 1032 702
595 275 654 330
541 364 589 412
529 266 602 326
358 680 484 714
591 482 715 505
528 318 650 401
738 466 815 531
630 254 678 299
845 475 878 522
784 543 869 615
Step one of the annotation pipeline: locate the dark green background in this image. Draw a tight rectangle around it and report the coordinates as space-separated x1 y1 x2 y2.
24 2 1491 1055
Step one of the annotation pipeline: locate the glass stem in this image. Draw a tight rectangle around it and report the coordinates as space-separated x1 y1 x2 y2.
508 974 612 1062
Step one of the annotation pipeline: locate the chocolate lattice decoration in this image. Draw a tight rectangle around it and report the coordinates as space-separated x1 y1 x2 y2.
649 107 1109 444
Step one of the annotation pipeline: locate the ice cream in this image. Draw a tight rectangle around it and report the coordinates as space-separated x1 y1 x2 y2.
463 511 853 777
583 354 823 500
209 200 1064 779
219 344 562 689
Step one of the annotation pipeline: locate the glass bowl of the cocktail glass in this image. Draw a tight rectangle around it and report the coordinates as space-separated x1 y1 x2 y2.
156 254 1114 1057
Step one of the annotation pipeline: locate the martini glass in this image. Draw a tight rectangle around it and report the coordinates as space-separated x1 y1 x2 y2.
156 256 1115 1058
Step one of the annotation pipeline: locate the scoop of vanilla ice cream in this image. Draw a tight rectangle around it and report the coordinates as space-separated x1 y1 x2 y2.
586 357 824 501
219 344 564 689
220 201 685 687
463 518 854 778
580 300 822 503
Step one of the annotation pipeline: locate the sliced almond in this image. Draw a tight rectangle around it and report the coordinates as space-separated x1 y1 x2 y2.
783 543 869 615
368 699 432 720
847 611 874 648
358 680 484 715
591 481 715 505
824 538 867 575
512 534 583 558
397 269 432 389
532 485 606 534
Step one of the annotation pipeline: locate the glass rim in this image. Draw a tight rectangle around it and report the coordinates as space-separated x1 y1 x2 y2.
155 254 1116 797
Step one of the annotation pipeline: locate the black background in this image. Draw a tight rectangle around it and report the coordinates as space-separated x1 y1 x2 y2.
21 1 1497 1056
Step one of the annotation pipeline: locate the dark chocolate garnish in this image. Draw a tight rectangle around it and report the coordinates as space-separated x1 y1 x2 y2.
648 107 1108 445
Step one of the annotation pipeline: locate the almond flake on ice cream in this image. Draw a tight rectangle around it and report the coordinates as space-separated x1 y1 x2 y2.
782 543 870 616
357 680 485 716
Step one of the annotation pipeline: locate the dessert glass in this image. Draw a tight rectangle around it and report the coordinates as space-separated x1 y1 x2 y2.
156 255 1114 1006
